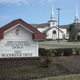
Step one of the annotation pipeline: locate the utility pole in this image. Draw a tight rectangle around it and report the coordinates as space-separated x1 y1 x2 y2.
57 8 61 43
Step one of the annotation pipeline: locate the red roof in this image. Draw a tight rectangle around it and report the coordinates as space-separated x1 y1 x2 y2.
0 19 46 40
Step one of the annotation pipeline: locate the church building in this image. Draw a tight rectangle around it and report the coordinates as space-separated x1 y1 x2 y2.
69 2 80 41
37 4 68 40
31 3 80 41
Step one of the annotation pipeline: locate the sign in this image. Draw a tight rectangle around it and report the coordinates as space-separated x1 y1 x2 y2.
0 25 38 58
0 39 38 58
0 19 46 58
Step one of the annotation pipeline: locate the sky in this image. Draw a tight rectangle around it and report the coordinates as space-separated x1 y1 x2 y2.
0 0 80 27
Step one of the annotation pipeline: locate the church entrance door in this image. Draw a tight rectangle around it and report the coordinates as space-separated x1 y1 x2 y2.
52 30 57 40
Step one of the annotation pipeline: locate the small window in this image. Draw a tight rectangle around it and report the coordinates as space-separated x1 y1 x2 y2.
53 30 56 34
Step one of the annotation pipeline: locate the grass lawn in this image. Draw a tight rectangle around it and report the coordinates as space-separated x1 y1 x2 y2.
31 74 80 80
0 55 80 80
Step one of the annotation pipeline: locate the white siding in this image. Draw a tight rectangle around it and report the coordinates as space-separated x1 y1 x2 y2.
46 27 66 40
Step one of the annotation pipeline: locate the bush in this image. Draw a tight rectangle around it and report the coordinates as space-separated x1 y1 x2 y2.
54 48 63 56
45 49 50 56
39 48 46 56
50 49 54 56
39 48 74 57
74 48 80 55
63 48 73 56
39 48 53 56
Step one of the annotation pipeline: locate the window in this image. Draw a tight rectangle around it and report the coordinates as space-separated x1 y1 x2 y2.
53 30 56 34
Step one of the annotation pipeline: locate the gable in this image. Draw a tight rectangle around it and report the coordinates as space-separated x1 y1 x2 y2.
4 24 33 40
45 26 64 33
4 24 34 34
0 19 46 40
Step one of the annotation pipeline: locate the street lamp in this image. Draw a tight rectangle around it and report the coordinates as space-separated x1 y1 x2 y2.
57 8 61 43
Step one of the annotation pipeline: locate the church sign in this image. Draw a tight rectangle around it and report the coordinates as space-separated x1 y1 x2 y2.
0 19 46 58
0 40 35 58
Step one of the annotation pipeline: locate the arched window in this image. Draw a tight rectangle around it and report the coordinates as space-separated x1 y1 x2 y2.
53 30 56 34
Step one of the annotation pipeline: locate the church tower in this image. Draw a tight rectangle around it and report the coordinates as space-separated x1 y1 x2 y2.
74 1 79 23
48 3 57 28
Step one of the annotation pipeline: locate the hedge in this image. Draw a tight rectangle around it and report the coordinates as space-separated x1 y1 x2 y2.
62 48 73 56
39 48 80 56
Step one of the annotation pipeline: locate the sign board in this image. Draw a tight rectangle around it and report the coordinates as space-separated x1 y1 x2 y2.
0 25 38 58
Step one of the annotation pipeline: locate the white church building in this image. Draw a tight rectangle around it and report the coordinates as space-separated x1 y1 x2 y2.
37 5 68 40
35 2 80 40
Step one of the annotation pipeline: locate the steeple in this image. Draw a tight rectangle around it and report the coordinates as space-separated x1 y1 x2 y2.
74 1 79 23
48 3 57 28
50 3 54 20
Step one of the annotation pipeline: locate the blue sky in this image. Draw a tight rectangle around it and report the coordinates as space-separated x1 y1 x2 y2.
0 0 80 27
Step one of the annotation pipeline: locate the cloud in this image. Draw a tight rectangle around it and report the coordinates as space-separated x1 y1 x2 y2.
0 0 29 5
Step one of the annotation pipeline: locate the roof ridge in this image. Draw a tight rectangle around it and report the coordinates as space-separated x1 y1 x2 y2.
0 19 20 29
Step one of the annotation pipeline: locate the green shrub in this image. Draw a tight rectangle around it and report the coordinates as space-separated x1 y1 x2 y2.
39 48 53 56
50 49 55 56
63 48 73 56
48 49 54 56
45 49 50 56
39 48 46 56
54 48 63 56
39 48 74 57
74 48 80 55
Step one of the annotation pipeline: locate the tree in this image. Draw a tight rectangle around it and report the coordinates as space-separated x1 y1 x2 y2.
69 23 78 41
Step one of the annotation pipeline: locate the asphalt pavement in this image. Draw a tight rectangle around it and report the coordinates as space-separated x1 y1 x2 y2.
39 40 80 48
